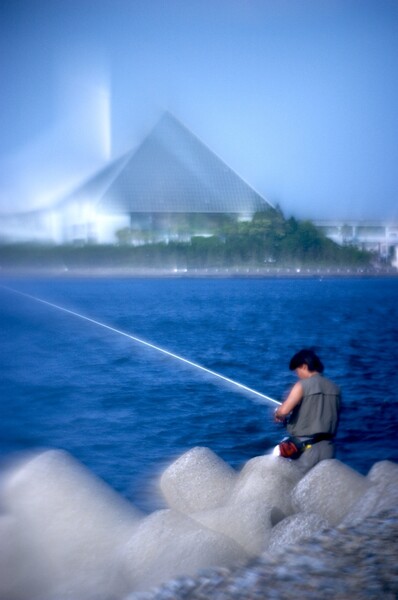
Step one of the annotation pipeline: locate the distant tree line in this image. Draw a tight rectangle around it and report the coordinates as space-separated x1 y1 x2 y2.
0 208 372 270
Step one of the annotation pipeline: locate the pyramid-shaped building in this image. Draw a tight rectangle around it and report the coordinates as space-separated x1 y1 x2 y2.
59 113 273 243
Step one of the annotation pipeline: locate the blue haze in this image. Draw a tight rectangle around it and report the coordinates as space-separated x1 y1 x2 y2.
1 1 398 219
0 277 397 511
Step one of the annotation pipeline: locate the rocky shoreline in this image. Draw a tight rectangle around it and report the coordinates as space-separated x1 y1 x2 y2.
1 450 397 599
129 508 398 600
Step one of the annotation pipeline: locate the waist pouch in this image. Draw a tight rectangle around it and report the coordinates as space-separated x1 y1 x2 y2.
279 433 333 459
278 436 306 459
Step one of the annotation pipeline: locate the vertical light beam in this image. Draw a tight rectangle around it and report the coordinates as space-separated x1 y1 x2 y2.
97 83 111 161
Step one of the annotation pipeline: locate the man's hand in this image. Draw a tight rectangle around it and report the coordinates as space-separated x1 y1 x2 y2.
274 408 285 423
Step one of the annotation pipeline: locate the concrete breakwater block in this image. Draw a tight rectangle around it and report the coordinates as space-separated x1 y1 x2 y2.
367 459 398 486
0 450 142 600
291 459 372 526
0 514 52 600
3 446 394 599
160 451 302 558
231 455 302 517
341 460 398 526
120 508 248 592
190 498 273 556
267 512 330 554
159 446 237 513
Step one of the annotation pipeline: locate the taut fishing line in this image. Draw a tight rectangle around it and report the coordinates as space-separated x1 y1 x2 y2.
1 285 281 406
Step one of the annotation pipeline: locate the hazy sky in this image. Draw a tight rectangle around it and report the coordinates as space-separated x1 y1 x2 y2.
1 0 397 219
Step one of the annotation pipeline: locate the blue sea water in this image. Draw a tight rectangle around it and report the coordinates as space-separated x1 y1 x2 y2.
0 276 397 511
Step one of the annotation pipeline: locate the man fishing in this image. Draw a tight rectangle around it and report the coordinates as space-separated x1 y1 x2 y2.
274 349 341 473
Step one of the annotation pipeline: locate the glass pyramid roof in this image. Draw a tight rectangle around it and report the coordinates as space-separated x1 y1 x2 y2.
64 113 272 215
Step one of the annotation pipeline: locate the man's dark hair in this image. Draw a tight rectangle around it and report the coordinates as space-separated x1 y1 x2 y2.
289 349 324 373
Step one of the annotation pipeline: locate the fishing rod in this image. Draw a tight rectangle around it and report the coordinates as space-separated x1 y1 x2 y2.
1 285 281 407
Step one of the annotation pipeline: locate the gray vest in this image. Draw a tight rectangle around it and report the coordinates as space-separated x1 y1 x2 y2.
287 373 341 437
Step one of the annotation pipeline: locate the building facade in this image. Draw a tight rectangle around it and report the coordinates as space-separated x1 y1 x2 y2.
314 220 398 267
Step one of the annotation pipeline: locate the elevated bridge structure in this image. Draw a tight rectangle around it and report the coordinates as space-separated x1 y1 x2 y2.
314 220 398 266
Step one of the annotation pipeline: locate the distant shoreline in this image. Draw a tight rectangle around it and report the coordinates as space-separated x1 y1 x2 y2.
0 266 396 279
